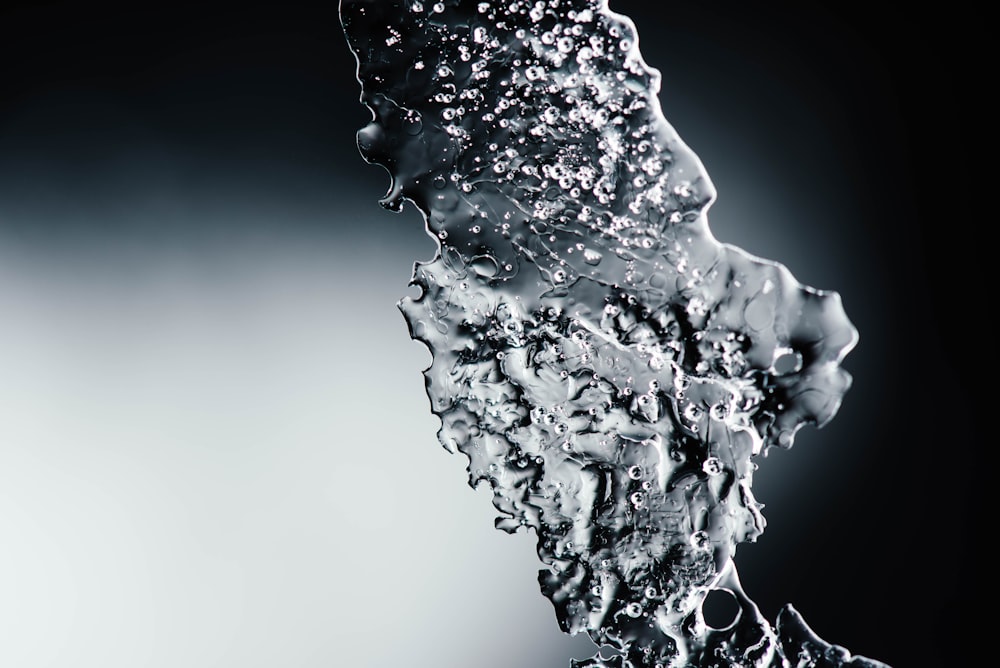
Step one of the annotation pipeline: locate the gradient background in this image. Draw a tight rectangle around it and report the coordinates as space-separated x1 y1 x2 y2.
0 2 979 667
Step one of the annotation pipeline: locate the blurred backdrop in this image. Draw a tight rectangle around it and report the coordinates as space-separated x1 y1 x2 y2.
0 2 976 667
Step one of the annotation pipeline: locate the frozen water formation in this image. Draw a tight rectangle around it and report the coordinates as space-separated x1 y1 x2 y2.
340 2 889 666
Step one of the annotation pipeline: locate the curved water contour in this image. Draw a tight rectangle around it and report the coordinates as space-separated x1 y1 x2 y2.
340 2 887 666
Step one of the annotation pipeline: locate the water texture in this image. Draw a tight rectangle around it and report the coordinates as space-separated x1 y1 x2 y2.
340 2 888 666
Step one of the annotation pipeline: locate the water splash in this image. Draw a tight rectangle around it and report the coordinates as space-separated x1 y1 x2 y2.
340 2 888 666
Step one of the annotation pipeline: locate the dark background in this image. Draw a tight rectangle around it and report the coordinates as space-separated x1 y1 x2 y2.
1 1 980 666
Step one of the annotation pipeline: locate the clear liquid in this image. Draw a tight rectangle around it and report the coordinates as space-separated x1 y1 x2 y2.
341 2 887 666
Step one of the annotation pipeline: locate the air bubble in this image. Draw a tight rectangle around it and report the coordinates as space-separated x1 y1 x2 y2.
690 530 710 550
702 457 723 476
583 248 603 265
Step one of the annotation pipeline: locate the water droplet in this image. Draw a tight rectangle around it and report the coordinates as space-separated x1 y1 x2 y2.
342 1 864 664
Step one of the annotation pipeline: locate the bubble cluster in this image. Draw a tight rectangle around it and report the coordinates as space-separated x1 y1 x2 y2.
341 1 887 666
